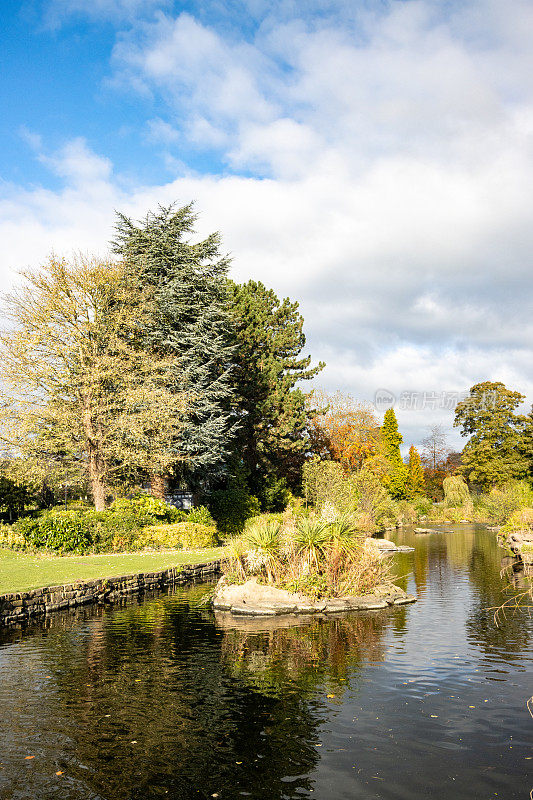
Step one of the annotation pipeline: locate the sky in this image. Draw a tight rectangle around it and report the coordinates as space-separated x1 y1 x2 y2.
1 0 532 452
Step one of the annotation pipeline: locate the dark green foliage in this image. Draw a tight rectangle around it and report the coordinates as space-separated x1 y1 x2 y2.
381 409 408 499
454 381 529 489
11 499 218 554
14 510 94 553
226 279 324 502
0 476 31 522
257 475 290 513
207 477 260 537
113 204 237 487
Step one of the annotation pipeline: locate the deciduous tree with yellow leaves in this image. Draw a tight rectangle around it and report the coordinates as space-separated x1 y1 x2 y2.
0 256 188 510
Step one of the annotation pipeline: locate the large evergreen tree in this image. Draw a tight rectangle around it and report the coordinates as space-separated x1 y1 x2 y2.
454 381 528 489
113 204 236 494
380 408 408 499
226 280 324 506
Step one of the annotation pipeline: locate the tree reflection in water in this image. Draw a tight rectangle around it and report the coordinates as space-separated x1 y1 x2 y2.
217 610 387 697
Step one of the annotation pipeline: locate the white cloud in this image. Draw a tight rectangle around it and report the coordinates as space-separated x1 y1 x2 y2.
3 0 533 444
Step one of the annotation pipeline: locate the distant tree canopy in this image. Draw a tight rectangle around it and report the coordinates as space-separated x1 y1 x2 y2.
454 381 529 490
308 391 381 473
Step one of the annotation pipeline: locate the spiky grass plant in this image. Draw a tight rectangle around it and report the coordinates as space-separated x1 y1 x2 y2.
293 516 333 572
241 518 282 582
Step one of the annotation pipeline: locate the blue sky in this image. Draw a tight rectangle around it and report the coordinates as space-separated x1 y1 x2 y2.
1 0 533 449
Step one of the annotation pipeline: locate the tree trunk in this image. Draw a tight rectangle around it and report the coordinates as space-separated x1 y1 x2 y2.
150 473 167 500
89 447 106 511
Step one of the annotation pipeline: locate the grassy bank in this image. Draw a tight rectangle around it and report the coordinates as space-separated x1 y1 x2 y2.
0 546 226 595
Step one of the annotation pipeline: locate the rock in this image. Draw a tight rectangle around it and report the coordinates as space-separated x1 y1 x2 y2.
211 577 416 618
414 527 439 534
396 545 415 552
373 539 398 550
393 595 417 605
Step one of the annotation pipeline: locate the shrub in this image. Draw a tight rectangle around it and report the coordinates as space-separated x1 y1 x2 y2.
302 458 356 512
443 476 471 507
481 480 533 525
208 483 260 537
111 494 180 523
14 510 94 553
142 522 218 550
0 524 27 550
226 511 388 599
258 475 290 513
502 507 533 534
187 505 216 527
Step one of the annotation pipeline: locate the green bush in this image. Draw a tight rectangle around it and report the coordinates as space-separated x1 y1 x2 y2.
481 480 533 524
141 522 218 549
111 494 180 523
208 483 260 537
187 505 216 526
14 510 94 553
0 523 27 550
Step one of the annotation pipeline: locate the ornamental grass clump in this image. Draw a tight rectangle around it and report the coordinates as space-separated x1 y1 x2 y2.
225 511 390 599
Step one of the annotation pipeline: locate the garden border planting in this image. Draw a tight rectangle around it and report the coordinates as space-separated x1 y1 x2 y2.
0 559 221 626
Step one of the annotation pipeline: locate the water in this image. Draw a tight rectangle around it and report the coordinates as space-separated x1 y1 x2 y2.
0 524 531 799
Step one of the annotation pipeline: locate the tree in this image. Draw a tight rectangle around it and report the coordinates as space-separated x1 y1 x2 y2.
454 381 528 489
421 424 450 471
113 203 236 495
0 256 187 510
420 424 451 500
523 405 533 483
380 408 407 499
406 445 425 498
308 391 381 473
226 279 324 505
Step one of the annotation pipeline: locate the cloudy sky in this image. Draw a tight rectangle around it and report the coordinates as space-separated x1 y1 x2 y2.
1 0 532 451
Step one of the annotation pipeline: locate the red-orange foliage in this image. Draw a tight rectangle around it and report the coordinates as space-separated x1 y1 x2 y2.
308 391 381 473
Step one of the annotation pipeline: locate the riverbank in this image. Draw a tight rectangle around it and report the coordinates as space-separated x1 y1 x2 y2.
0 546 227 595
0 555 224 626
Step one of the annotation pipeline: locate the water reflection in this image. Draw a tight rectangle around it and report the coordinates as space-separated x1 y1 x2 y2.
0 525 532 800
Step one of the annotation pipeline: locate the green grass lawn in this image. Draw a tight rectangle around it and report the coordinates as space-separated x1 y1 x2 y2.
0 547 227 595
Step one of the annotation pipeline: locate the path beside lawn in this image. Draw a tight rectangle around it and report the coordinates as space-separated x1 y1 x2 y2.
0 547 227 595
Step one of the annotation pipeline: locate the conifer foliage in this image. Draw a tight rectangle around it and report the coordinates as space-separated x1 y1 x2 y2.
381 408 408 499
226 280 324 506
406 445 425 498
113 204 237 491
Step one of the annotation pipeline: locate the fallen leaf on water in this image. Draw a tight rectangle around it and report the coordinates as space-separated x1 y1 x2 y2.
25 756 35 760
56 771 64 776
327 694 336 698
469 706 475 709
430 715 438 718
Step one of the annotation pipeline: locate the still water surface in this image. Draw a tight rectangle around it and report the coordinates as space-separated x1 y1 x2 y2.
0 525 531 799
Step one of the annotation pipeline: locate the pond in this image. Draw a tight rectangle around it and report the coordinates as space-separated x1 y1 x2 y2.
0 524 531 800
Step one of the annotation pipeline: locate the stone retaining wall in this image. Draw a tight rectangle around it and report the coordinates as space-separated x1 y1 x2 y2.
0 560 221 627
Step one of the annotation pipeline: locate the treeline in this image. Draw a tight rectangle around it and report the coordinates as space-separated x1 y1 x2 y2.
0 203 323 525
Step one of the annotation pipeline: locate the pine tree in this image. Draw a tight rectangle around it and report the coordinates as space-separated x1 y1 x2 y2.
380 408 408 499
406 445 425 498
226 280 324 505
113 203 237 493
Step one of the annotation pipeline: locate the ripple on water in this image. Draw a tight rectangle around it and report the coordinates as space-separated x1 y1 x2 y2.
0 526 532 800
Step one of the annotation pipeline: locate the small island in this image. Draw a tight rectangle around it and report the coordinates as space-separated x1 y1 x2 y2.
212 514 416 617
